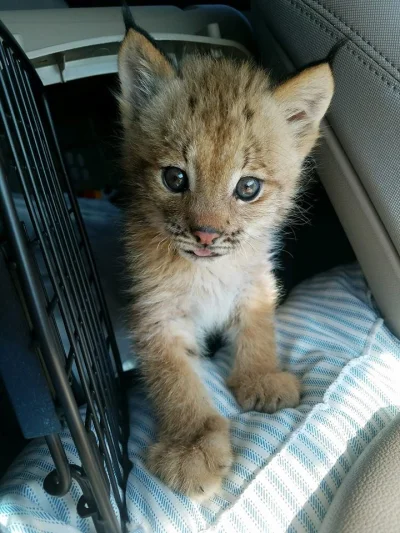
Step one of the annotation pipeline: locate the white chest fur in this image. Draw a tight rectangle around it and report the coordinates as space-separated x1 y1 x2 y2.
190 260 243 339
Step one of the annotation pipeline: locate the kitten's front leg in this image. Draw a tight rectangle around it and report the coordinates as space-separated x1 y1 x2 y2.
228 272 300 413
136 317 232 498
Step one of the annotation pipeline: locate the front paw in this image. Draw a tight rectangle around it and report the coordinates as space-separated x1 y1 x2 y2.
147 415 233 499
228 371 300 413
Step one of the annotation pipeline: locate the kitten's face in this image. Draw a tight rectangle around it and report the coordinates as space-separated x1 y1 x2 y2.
118 30 334 261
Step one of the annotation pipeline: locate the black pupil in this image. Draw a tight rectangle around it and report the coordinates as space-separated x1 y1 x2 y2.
163 167 188 192
236 177 260 200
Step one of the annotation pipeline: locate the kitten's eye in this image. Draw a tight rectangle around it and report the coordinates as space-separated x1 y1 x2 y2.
162 167 189 193
235 177 261 201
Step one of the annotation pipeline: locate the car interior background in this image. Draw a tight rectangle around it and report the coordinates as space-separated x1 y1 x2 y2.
0 1 399 533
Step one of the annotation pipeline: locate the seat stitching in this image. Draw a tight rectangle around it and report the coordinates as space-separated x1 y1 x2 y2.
283 0 400 95
310 0 400 75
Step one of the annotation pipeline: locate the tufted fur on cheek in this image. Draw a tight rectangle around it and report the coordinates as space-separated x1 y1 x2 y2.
117 13 334 499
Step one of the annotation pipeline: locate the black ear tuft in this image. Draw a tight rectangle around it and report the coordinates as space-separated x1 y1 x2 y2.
122 1 135 34
121 1 161 51
326 38 348 67
118 9 177 128
290 38 348 76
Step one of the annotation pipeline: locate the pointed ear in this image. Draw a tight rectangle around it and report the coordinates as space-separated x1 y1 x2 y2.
118 26 176 126
273 63 334 156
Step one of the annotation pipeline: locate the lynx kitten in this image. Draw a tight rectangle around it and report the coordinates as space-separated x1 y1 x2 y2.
118 15 334 498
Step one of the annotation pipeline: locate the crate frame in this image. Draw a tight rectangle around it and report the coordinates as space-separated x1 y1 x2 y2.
0 19 130 533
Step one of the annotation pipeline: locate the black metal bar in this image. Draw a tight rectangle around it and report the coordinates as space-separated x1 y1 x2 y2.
45 92 123 379
21 60 124 453
0 15 131 532
0 244 62 439
71 465 109 533
44 433 72 496
7 48 124 473
0 44 124 498
0 20 43 91
0 158 121 533
13 52 114 395
0 61 124 497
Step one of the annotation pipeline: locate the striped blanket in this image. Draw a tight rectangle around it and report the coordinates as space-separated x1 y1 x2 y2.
1 263 399 532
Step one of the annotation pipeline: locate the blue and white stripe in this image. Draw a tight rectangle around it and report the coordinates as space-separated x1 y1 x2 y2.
1 263 399 532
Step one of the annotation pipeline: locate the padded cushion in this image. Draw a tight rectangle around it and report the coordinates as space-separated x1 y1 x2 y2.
320 413 400 533
1 264 400 532
253 0 400 259
252 0 400 339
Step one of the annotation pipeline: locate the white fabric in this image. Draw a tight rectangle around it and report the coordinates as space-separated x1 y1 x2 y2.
1 260 400 532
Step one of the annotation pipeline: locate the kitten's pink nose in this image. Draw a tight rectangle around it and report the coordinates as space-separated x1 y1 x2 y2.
193 229 220 246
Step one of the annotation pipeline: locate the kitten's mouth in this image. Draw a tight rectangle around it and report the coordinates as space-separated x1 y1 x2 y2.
185 249 221 259
193 248 213 257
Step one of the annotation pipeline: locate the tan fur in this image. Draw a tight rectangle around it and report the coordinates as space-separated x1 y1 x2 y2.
227 270 300 413
118 28 334 497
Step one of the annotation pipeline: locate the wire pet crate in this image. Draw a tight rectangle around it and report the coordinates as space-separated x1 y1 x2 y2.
0 19 130 533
